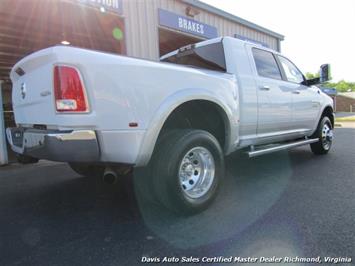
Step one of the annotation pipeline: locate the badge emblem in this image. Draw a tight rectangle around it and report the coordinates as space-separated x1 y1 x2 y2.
20 83 26 99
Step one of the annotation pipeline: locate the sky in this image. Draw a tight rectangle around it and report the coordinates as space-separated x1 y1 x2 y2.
200 0 355 82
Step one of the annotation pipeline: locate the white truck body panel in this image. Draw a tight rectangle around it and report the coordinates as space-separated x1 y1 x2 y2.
8 37 333 166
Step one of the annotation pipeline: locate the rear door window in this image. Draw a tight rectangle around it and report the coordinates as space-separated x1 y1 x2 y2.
252 48 282 80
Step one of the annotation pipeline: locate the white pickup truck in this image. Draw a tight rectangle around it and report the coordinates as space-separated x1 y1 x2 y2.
6 37 334 215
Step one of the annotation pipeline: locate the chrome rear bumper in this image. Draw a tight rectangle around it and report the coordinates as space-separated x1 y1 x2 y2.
6 128 100 162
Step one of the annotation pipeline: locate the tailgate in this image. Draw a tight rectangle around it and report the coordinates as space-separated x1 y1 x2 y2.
10 47 58 126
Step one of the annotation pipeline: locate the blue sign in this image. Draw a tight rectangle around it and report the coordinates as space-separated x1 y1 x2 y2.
321 87 337 96
158 9 218 39
76 0 123 14
234 34 269 48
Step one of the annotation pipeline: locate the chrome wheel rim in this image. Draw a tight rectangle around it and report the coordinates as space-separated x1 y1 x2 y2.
321 122 333 150
178 147 215 199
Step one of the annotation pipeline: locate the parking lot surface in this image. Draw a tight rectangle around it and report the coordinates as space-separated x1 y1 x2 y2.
0 128 354 266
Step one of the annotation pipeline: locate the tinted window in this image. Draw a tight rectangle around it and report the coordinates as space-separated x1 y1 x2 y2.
252 48 282 80
162 41 226 72
278 56 304 83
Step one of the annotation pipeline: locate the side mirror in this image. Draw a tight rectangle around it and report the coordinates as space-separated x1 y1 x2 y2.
320 64 331 83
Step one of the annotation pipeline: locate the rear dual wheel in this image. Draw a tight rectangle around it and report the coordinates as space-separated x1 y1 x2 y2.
137 129 224 215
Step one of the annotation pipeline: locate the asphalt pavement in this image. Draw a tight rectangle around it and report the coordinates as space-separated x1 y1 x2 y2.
335 112 355 118
0 128 354 266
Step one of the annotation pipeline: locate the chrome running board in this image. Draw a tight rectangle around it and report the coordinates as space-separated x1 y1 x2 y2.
248 138 319 158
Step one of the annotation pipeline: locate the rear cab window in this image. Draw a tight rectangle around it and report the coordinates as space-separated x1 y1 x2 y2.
252 48 282 80
161 41 226 72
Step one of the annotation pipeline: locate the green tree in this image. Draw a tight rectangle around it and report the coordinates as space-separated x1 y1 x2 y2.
305 72 319 79
305 71 355 92
305 72 315 79
323 80 355 92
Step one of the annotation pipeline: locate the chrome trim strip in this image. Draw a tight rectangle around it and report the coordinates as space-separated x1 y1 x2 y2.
48 130 97 141
248 138 319 158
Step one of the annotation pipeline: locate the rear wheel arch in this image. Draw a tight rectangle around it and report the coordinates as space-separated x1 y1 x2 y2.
135 94 233 167
157 100 230 150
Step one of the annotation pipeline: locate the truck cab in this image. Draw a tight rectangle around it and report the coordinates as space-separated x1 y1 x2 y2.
162 37 333 149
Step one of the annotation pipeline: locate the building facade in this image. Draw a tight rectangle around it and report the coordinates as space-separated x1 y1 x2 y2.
0 0 284 164
124 0 283 59
336 93 355 112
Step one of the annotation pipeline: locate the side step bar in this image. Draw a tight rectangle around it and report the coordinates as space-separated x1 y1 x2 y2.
248 138 319 158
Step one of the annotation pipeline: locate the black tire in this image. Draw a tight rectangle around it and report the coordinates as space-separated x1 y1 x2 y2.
16 154 39 164
133 130 179 205
68 162 105 178
310 116 333 155
133 166 157 204
151 129 224 215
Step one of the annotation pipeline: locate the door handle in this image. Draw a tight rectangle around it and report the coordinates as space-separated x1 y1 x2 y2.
260 85 270 91
292 90 301 94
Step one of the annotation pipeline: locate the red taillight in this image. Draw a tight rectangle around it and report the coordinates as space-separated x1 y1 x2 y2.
53 66 89 112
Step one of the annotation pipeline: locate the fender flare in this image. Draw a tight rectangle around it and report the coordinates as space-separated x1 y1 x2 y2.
134 88 236 167
310 104 334 136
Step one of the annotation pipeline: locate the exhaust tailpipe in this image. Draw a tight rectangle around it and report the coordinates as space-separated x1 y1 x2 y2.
102 167 118 185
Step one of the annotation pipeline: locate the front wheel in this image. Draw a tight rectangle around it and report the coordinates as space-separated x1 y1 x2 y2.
151 129 225 215
310 116 334 155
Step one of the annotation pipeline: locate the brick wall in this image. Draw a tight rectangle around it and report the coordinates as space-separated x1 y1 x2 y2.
335 95 355 112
